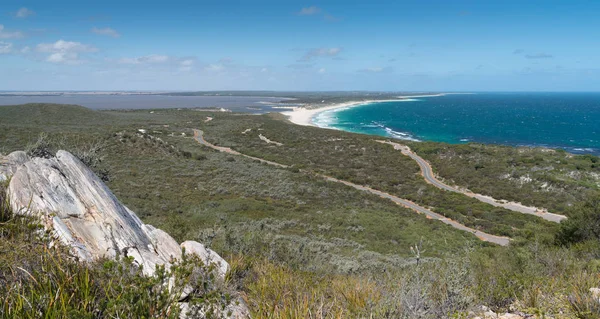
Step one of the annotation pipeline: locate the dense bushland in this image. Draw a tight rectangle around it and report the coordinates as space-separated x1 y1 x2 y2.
2 104 600 318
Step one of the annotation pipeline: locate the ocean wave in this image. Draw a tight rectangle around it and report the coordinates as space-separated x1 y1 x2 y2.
398 98 420 102
311 99 421 128
572 148 597 153
311 106 357 128
312 109 341 128
383 127 421 142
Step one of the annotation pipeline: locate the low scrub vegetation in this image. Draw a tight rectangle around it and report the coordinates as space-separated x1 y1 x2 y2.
1 104 600 318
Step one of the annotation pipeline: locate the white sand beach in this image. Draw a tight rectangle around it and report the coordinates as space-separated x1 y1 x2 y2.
281 93 451 127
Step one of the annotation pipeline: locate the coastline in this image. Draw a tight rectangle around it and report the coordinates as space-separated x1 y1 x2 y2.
281 93 450 127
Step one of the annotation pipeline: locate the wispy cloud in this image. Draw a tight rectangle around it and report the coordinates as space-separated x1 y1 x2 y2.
110 55 197 72
323 14 339 22
15 7 35 18
358 66 393 73
37 40 98 53
513 49 524 54
297 6 339 21
205 63 224 72
318 68 326 74
525 53 553 59
178 59 195 72
201 58 236 72
91 27 120 38
298 47 342 62
297 6 321 15
0 25 24 39
180 59 194 66
118 54 169 64
36 40 98 64
0 41 13 54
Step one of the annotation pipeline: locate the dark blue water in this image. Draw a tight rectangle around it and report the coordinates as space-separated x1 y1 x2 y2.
314 93 600 155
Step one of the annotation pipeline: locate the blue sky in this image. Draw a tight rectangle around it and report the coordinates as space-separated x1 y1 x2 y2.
0 0 599 91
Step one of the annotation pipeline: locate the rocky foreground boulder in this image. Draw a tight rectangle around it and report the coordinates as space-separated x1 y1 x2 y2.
0 150 249 319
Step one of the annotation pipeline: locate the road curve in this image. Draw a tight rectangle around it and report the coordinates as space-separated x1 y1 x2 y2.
194 129 287 168
376 140 567 223
193 129 510 246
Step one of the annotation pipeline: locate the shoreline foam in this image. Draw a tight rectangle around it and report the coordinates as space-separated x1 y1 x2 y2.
281 93 452 127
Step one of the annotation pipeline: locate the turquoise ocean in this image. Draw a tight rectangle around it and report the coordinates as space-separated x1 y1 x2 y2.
312 93 600 155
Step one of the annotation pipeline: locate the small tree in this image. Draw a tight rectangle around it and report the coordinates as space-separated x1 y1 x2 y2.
410 237 425 266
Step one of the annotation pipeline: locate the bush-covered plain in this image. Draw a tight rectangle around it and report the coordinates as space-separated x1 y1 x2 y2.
1 104 600 318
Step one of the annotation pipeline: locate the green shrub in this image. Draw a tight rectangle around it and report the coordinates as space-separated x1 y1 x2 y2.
557 198 600 247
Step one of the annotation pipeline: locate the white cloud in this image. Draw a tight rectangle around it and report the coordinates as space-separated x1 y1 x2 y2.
36 40 98 64
180 59 194 66
205 64 224 72
37 40 98 53
0 41 13 54
318 68 326 74
46 52 79 64
298 6 321 15
297 6 338 20
91 27 120 38
143 55 169 63
178 59 195 72
20 46 31 54
525 53 553 59
358 66 393 73
0 25 24 39
15 7 35 18
299 47 342 61
118 54 170 64
261 68 268 73
362 67 383 72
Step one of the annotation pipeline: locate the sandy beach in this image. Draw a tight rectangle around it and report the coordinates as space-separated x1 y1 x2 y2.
281 93 450 127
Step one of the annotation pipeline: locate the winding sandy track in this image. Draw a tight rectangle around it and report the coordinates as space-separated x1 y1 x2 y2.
193 129 510 246
376 140 567 223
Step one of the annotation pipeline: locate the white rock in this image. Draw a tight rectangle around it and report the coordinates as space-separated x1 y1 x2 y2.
499 313 523 319
590 287 600 301
181 240 230 280
483 311 498 318
7 150 182 275
180 298 250 319
0 151 29 181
